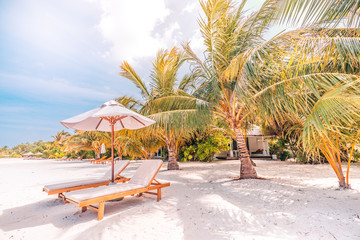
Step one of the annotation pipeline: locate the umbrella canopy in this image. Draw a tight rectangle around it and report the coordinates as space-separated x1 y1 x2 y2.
100 143 106 154
35 152 42 155
23 152 34 156
61 100 155 182
61 100 155 131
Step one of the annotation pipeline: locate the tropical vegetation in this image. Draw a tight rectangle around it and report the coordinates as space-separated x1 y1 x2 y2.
1 0 360 189
119 47 211 169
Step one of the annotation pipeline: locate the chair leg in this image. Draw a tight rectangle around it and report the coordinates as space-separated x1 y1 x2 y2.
157 188 161 201
98 201 105 220
58 193 65 201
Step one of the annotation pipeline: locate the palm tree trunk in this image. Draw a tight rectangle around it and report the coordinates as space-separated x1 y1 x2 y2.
167 142 179 170
95 151 100 159
335 163 348 188
117 147 123 160
320 143 350 189
334 154 349 188
234 127 258 179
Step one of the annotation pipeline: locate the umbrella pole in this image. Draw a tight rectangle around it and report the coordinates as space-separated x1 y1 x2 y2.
111 122 115 183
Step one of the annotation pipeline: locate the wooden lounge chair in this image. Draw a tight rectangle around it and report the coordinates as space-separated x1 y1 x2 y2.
96 157 112 164
63 160 170 220
43 160 130 197
89 156 106 164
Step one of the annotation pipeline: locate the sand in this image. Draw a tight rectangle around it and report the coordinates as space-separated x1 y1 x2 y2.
0 158 359 240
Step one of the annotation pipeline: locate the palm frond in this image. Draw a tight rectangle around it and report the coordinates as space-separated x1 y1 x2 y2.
275 0 360 27
150 47 185 96
119 61 150 98
116 96 144 111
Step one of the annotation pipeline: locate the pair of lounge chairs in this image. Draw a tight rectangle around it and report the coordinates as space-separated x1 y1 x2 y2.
89 156 112 164
43 160 131 196
43 160 170 220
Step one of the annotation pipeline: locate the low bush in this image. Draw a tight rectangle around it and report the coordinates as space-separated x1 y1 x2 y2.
181 132 231 162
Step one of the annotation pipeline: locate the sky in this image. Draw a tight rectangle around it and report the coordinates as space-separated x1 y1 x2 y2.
0 0 281 147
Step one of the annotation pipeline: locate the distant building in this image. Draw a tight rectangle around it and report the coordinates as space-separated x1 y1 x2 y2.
246 127 272 158
216 126 272 159
152 148 163 159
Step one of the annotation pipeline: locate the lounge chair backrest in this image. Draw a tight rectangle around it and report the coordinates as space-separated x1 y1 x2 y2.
128 160 163 187
102 160 130 180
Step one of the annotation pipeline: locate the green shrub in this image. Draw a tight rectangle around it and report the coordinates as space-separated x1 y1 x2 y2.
279 150 291 161
182 145 197 162
181 132 231 162
295 153 308 163
268 138 286 155
352 149 360 163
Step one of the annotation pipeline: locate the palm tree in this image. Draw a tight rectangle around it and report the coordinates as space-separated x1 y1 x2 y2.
183 0 279 178
237 1 360 188
67 131 110 159
275 0 360 28
119 47 210 169
127 130 164 159
245 28 360 188
185 0 360 187
51 131 71 158
52 131 70 148
114 132 132 160
113 96 143 160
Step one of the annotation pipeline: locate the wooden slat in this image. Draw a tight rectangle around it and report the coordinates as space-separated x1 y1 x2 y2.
78 182 170 207
72 182 169 220
88 205 99 211
157 188 161 201
44 181 111 195
65 198 79 205
145 164 163 187
91 156 106 164
115 177 130 183
44 178 130 195
143 192 157 195
62 161 170 221
44 162 130 195
98 201 105 220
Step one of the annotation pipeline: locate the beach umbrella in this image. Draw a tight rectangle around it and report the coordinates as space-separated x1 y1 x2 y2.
23 152 34 156
100 143 106 154
60 100 155 182
35 152 42 156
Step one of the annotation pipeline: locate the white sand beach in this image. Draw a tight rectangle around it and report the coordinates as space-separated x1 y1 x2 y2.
0 158 359 240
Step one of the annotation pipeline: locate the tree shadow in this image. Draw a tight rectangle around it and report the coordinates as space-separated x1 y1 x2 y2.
0 193 153 232
0 163 144 232
152 166 353 240
0 198 84 231
1 160 358 240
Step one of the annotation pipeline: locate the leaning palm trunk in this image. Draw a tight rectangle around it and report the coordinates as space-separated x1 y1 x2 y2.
167 142 179 170
117 148 123 160
95 151 100 159
234 128 257 179
319 139 349 188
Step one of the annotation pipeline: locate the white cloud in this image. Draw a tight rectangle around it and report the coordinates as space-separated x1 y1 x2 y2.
188 29 205 56
97 0 171 64
182 2 198 13
162 22 181 45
